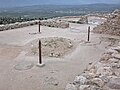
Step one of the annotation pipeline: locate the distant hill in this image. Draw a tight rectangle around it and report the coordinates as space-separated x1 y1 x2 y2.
0 4 120 18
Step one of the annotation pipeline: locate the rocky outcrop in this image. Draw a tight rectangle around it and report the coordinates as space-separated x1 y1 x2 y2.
93 9 120 36
65 42 120 90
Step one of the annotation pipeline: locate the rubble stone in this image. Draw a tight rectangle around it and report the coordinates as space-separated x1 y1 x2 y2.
106 78 120 89
96 66 113 76
79 85 90 90
99 76 109 83
65 84 77 90
91 78 104 87
74 76 87 85
106 48 118 54
100 53 112 63
93 9 120 36
65 42 120 90
112 53 120 60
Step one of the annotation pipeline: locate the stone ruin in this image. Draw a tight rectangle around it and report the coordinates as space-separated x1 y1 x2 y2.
24 37 74 58
0 20 38 31
68 16 88 24
0 19 69 31
59 16 88 24
65 42 120 90
41 20 69 28
77 16 88 24
93 9 120 36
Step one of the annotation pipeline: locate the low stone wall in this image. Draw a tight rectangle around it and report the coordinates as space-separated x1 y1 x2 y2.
0 20 38 31
41 20 69 28
0 20 69 31
77 16 88 24
63 16 88 24
65 42 120 90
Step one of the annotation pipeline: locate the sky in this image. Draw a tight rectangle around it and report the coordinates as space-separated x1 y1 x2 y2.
0 0 120 8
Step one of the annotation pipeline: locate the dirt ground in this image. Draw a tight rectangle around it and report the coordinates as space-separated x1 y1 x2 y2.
0 21 120 90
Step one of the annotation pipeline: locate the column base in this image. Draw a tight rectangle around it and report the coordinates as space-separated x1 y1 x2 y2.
36 63 45 67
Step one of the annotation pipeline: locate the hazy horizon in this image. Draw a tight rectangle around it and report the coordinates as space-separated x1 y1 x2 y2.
0 0 120 8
